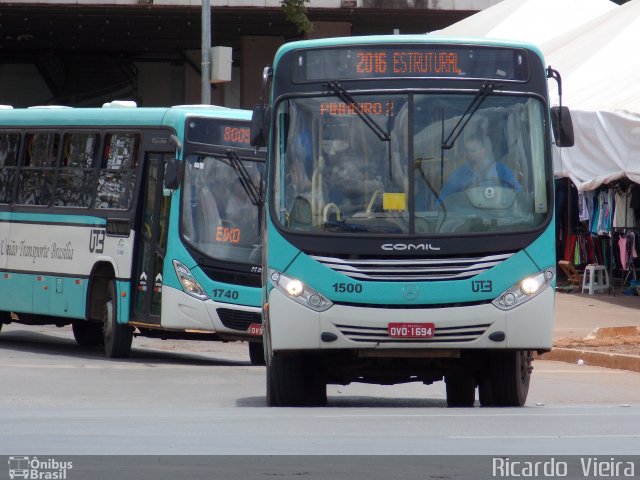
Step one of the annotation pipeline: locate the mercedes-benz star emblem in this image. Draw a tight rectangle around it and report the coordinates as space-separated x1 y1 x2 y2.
403 284 419 301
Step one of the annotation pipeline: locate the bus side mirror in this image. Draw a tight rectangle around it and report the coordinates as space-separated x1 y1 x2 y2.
551 106 575 148
164 157 181 190
250 104 271 148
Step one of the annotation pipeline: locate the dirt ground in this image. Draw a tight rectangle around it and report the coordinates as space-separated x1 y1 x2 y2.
554 336 640 356
554 281 640 356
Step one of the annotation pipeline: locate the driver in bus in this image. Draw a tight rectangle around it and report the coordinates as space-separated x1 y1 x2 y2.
440 117 521 199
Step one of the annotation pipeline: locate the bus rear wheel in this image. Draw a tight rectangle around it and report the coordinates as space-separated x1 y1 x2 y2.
478 377 495 407
486 350 532 407
72 321 103 347
267 352 326 407
103 280 133 358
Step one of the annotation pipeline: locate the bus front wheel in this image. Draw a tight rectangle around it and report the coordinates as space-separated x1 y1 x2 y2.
445 375 476 407
72 321 103 347
248 341 265 366
103 280 133 358
486 350 532 407
267 352 326 407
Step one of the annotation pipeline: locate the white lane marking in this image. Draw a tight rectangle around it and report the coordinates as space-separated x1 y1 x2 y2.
0 362 253 370
449 434 640 439
315 412 640 419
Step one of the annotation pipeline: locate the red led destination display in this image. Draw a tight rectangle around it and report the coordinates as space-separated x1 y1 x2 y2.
222 126 251 145
292 46 529 82
187 118 253 149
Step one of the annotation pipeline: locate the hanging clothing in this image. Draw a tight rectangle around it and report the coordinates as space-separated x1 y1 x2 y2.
590 188 614 235
578 191 590 223
619 235 629 271
613 189 636 229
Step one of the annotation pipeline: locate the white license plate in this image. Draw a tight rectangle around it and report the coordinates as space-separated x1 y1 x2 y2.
388 322 435 338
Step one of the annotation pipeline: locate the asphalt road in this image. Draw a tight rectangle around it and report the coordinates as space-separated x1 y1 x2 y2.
1 323 639 460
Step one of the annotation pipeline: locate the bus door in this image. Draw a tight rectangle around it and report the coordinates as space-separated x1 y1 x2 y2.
132 153 171 325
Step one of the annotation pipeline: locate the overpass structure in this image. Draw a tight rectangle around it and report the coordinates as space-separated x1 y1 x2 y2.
0 0 499 107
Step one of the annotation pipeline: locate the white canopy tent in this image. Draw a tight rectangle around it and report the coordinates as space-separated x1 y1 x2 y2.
432 0 617 46
543 0 640 191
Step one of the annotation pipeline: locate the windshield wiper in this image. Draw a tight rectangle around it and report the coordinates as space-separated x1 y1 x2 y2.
326 81 390 142
441 81 499 150
225 149 264 207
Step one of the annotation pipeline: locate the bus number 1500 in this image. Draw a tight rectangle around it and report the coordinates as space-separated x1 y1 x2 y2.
332 283 362 294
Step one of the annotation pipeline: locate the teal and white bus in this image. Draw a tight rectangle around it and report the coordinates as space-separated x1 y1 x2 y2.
0 103 266 362
251 35 574 406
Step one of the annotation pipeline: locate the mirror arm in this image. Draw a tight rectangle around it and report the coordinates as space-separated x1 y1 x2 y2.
546 66 563 107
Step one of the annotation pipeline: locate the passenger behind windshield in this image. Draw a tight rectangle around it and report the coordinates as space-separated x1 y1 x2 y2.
322 117 375 218
226 177 260 248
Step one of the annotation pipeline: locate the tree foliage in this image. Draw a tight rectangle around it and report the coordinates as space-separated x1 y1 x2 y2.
281 0 313 34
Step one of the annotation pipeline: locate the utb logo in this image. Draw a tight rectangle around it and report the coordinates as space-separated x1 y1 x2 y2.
472 280 492 293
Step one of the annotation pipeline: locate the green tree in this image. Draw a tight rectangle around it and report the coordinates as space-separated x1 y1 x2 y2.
281 0 313 34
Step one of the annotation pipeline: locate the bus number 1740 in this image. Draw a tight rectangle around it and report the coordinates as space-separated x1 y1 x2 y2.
212 289 239 300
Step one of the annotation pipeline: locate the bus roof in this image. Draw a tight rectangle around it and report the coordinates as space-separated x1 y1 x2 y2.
273 34 545 67
0 104 253 130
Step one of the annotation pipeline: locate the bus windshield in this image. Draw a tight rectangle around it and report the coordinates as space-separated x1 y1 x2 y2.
182 153 265 264
273 93 548 236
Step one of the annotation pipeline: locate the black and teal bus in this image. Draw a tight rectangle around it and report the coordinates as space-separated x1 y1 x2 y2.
251 35 574 406
0 103 266 363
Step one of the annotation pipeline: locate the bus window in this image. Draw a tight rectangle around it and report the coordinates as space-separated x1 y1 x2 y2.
16 132 59 206
0 132 20 204
96 133 139 209
55 132 99 208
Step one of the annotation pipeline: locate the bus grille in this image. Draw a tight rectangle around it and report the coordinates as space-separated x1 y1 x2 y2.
310 253 515 282
217 308 261 331
334 322 491 343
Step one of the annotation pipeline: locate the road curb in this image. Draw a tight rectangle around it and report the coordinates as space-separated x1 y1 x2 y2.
538 348 640 373
586 325 640 339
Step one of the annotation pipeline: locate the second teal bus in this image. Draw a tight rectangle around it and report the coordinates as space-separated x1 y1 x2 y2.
0 103 266 362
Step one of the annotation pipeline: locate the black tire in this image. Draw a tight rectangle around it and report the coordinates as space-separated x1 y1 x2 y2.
487 350 532 407
72 321 103 347
267 352 326 407
103 280 133 358
445 375 476 407
478 377 495 407
0 311 10 333
248 341 266 366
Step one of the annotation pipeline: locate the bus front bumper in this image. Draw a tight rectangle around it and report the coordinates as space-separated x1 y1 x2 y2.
160 286 262 340
267 286 554 352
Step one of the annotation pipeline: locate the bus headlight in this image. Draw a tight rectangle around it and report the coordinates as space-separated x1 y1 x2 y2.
173 260 210 301
269 269 332 312
493 268 554 311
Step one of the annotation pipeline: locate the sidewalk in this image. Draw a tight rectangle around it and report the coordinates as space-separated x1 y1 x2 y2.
543 291 640 372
